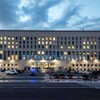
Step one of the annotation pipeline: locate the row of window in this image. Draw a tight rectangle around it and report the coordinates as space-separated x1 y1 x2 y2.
0 51 99 55
0 36 100 41
0 45 99 50
0 51 100 60
71 64 100 67
0 40 98 44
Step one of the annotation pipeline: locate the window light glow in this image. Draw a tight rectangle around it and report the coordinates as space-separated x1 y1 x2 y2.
53 37 56 41
23 37 26 40
38 51 41 54
0 51 3 54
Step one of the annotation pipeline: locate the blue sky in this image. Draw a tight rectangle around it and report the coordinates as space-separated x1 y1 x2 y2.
0 0 100 30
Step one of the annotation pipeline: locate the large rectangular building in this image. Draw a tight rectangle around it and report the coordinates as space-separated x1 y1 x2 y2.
0 30 100 71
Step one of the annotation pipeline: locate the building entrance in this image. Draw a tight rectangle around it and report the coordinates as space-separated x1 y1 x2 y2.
31 62 55 69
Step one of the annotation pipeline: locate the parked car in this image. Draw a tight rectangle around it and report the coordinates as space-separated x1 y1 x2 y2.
16 70 23 74
6 70 18 75
82 74 94 80
91 75 98 81
53 74 66 79
0 68 6 72
67 74 73 79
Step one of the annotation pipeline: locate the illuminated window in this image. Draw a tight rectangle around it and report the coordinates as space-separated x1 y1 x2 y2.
87 52 90 55
46 37 48 40
53 37 56 41
49 42 52 44
72 46 75 49
46 41 48 44
83 42 86 45
16 46 18 48
61 46 63 49
46 46 48 49
8 42 10 44
15 55 18 60
4 37 6 40
83 46 86 49
90 57 93 60
0 41 3 44
64 52 67 55
42 42 44 45
38 51 41 54
0 37 3 40
38 38 40 40
8 57 10 60
49 37 52 40
87 42 89 44
12 37 14 40
8 37 10 40
12 45 14 48
8 45 10 48
94 42 96 45
23 37 26 40
87 46 89 49
12 42 14 44
42 51 45 54
4 41 6 44
42 38 44 40
91 42 93 44
68 46 71 49
11 55 14 60
16 42 18 45
38 41 41 45
0 51 3 54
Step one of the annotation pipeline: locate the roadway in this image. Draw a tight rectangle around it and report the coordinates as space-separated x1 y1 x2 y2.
0 82 99 100
0 73 100 100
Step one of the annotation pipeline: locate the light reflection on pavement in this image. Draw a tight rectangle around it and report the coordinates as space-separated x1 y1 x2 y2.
0 80 40 83
0 79 100 89
77 80 100 89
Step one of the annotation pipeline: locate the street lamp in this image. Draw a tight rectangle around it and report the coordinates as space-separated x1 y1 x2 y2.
0 60 3 76
0 60 3 68
82 58 88 70
93 59 99 70
64 52 67 69
71 59 76 70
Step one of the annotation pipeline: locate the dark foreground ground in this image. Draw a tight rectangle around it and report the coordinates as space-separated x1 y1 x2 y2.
0 82 100 100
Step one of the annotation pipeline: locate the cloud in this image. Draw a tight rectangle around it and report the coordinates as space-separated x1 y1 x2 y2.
0 0 20 28
0 0 99 30
19 15 31 22
67 16 100 30
48 0 72 22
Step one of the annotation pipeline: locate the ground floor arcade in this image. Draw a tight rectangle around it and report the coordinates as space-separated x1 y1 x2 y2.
0 59 100 71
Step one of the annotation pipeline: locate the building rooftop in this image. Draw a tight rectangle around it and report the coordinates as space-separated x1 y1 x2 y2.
0 30 100 32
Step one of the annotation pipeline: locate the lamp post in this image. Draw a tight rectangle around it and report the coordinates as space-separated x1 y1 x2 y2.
0 60 2 71
83 59 88 71
64 52 67 70
93 59 98 70
0 62 3 77
71 58 76 70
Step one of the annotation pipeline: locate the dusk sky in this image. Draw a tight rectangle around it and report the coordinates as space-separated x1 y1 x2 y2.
0 0 100 30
